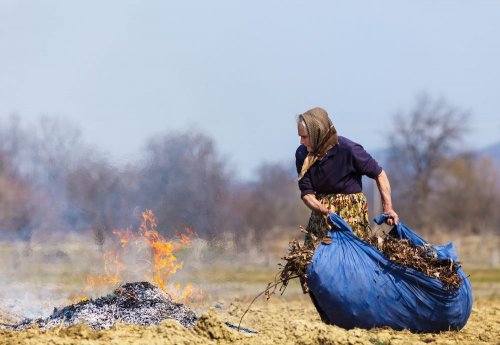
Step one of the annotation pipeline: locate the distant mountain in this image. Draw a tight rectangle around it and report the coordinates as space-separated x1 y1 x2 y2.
479 141 500 166
368 142 500 167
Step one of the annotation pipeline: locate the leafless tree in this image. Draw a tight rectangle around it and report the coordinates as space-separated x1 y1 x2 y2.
65 154 132 234
432 154 500 234
0 152 34 240
0 116 34 240
0 115 91 238
386 93 469 230
93 221 107 253
234 162 308 247
137 131 230 239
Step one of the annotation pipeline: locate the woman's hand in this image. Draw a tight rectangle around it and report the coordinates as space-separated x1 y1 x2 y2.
383 209 399 226
302 194 331 216
321 205 332 216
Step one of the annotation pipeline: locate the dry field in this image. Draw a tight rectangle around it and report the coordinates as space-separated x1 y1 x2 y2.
1 231 499 345
1 297 500 345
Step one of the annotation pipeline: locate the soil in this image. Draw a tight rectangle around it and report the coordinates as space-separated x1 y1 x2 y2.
1 297 499 345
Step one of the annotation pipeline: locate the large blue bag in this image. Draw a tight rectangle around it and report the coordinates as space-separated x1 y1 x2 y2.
305 213 473 332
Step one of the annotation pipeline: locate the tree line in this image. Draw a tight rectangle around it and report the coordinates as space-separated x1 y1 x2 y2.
386 94 500 235
0 95 499 249
0 115 308 248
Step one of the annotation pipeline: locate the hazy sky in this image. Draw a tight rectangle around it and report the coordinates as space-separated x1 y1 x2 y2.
1 1 499 180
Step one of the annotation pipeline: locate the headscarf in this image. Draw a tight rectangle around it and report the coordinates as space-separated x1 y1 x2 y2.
297 107 339 180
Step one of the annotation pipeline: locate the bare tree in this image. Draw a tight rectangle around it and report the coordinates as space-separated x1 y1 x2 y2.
0 152 34 240
234 162 308 248
137 130 230 239
65 154 132 234
0 115 90 238
386 94 468 230
93 222 107 253
432 154 500 234
26 116 82 187
0 116 34 240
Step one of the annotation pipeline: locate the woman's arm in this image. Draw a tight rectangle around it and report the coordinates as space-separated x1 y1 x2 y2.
302 194 330 216
374 170 399 225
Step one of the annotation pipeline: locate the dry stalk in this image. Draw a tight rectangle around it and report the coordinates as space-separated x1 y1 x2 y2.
237 227 327 331
365 233 462 290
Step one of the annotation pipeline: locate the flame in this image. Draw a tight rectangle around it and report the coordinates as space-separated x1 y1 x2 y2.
171 283 197 301
83 210 201 302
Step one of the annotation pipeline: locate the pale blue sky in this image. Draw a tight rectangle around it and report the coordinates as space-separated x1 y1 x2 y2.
1 1 499 179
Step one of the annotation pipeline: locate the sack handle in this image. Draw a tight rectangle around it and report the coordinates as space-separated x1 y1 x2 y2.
374 214 392 225
374 214 403 238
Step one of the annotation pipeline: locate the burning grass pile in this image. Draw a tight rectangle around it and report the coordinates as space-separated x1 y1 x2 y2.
2 282 197 331
268 226 462 298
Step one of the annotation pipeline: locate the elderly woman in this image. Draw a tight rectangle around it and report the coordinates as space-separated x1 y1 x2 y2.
296 107 399 323
296 107 399 243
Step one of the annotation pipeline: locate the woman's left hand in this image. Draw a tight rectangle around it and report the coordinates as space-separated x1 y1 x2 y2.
384 209 399 226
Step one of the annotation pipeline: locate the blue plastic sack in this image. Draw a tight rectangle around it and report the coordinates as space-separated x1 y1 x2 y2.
305 213 473 332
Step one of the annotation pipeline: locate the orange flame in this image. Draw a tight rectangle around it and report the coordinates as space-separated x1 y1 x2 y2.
83 210 201 302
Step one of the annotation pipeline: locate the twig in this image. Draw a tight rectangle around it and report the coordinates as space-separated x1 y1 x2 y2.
237 275 300 331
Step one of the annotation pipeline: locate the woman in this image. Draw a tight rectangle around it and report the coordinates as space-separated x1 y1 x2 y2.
296 107 399 323
296 107 399 243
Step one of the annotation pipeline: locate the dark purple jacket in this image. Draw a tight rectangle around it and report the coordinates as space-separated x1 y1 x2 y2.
295 136 382 198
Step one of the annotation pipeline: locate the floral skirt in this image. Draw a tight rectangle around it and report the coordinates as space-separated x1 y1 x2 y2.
305 192 370 244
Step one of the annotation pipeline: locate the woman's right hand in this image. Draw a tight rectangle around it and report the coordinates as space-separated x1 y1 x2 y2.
302 194 331 216
321 205 332 216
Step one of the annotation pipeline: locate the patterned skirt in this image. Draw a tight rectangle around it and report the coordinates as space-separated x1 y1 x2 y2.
305 192 370 244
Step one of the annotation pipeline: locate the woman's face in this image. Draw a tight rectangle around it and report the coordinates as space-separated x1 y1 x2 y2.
298 124 313 152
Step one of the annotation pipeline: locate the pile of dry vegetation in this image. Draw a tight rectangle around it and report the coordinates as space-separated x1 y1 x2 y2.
364 233 462 289
267 226 462 299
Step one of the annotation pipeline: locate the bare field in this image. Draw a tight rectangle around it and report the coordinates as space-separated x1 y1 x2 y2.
1 297 500 345
1 234 500 344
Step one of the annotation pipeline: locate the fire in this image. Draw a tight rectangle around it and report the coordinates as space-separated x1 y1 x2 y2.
82 209 201 302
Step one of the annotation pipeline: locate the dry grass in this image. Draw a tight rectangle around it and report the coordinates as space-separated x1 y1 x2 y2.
0 230 499 324
1 232 500 344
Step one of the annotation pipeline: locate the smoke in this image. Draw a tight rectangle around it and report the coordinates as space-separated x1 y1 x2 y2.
0 114 309 322
0 239 80 320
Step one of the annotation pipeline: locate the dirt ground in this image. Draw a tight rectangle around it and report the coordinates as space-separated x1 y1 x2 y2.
1 235 500 344
1 296 499 345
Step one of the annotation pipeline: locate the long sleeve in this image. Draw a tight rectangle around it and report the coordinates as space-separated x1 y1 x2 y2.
350 143 382 178
296 145 315 197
